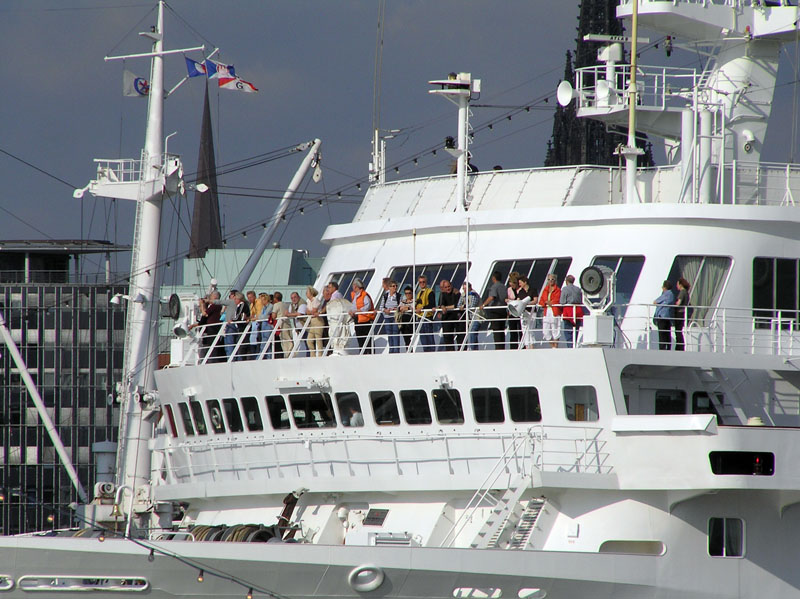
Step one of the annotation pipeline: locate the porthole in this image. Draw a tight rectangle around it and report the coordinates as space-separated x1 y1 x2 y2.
347 565 385 592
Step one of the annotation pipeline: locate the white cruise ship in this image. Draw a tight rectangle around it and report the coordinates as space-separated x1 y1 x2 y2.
3 1 800 598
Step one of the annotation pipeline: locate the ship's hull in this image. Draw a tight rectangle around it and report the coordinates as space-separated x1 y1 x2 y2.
0 535 781 599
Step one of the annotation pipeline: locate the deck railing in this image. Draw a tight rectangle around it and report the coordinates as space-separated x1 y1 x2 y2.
171 301 800 367
159 427 612 486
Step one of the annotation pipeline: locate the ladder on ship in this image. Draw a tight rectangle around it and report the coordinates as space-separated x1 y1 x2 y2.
471 484 546 550
439 433 535 548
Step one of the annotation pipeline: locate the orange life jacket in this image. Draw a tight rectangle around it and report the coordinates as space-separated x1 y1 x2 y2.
351 289 375 323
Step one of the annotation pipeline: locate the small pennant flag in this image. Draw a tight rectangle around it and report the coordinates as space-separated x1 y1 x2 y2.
204 60 236 79
185 57 207 78
123 70 149 97
219 77 258 93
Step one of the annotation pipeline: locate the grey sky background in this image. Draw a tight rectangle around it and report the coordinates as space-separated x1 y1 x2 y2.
1 1 798 281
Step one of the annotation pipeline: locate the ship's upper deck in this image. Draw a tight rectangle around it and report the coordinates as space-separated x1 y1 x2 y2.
353 162 800 223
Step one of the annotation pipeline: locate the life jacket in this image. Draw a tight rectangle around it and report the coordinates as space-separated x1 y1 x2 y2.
352 288 375 323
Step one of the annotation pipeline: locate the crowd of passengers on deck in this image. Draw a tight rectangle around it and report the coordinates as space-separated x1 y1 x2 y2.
186 270 694 360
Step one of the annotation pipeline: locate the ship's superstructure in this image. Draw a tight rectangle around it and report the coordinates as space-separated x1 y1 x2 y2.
3 1 800 598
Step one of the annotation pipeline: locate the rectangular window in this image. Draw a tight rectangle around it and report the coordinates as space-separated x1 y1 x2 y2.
390 263 472 299
328 270 375 299
206 399 226 433
432 389 464 424
370 391 400 425
753 257 800 328
692 391 723 424
265 395 290 430
564 385 599 421
471 388 505 423
399 390 433 425
241 396 264 432
654 390 687 415
483 258 572 298
189 400 208 435
592 255 645 316
177 402 194 436
164 404 178 437
335 392 364 427
507 387 542 422
222 398 244 433
708 518 744 557
668 256 732 323
288 393 336 428
709 451 774 476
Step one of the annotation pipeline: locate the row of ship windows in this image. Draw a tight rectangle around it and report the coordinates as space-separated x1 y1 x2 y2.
163 385 601 437
329 255 731 318
332 255 800 322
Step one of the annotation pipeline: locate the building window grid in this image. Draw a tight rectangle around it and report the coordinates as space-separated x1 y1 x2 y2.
1 284 125 535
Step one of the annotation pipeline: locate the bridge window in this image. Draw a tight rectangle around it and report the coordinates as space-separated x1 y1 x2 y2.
177 402 194 436
507 387 542 422
655 390 687 415
708 518 744 557
335 392 363 427
591 255 645 316
432 389 464 424
328 270 375 299
222 398 244 432
189 400 208 435
400 390 432 425
668 255 731 322
370 390 400 425
164 404 178 437
564 385 599 421
753 257 800 328
289 393 336 428
206 399 225 433
389 263 471 298
692 391 723 424
241 396 263 432
265 395 290 430
471 388 504 423
484 258 572 297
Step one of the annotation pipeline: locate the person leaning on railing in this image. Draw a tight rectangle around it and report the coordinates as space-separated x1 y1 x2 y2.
306 286 325 357
398 285 415 349
653 280 676 350
349 278 376 354
481 271 508 350
458 282 482 350
415 275 436 352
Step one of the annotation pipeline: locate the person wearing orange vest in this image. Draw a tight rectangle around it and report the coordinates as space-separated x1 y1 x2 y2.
539 273 562 348
349 278 375 354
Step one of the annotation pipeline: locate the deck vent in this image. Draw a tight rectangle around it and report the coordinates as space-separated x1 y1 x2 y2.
709 451 774 476
370 532 418 546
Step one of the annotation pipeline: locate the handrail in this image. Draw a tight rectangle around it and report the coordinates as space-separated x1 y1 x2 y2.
174 301 800 366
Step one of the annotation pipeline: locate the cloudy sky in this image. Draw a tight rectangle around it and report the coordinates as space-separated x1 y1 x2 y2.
1 1 798 281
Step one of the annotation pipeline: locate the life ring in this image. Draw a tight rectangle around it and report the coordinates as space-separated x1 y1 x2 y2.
347 564 385 592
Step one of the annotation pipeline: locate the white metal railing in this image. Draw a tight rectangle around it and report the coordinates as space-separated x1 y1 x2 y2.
575 64 700 113
618 0 775 7
174 302 800 366
92 152 180 184
158 428 612 486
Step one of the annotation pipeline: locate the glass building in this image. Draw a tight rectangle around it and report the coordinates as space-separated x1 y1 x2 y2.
0 240 127 535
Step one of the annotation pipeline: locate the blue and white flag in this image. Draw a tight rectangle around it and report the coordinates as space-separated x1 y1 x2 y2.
185 57 207 78
123 69 149 97
204 59 236 79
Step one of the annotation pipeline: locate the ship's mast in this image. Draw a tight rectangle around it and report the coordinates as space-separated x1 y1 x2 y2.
74 0 201 528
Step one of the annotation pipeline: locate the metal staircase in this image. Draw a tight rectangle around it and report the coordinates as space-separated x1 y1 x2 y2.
472 486 546 550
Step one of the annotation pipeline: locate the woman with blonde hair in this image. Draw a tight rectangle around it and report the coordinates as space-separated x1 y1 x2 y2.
306 286 325 356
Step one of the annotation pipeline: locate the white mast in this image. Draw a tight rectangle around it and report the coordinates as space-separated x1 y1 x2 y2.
429 72 480 211
74 0 201 526
622 0 642 204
